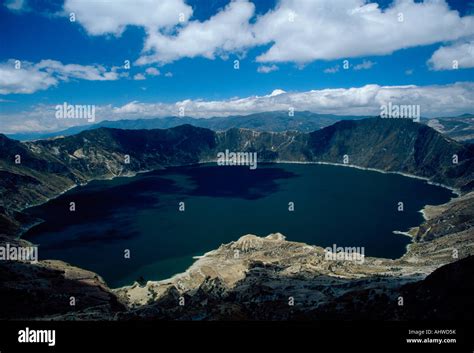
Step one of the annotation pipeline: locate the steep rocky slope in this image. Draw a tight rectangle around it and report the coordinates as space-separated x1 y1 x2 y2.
0 235 123 320
214 119 473 189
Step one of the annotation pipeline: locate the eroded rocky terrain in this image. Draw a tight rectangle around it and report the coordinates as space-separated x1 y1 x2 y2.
113 193 473 320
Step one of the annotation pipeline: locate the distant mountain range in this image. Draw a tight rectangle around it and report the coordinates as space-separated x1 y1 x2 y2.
424 113 474 144
5 111 369 141
7 111 474 145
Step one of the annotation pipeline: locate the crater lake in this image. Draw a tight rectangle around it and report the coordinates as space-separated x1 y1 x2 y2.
24 163 454 288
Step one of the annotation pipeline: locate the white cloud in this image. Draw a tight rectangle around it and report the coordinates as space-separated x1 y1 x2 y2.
4 0 25 11
324 65 340 74
2 83 473 133
428 40 474 70
35 60 121 81
165 72 173 77
0 61 58 94
59 0 474 65
257 64 279 73
0 103 115 133
63 0 192 36
132 67 161 80
254 0 474 63
354 60 376 70
0 59 122 94
269 89 286 97
70 82 474 119
136 0 257 65
133 73 146 80
405 69 414 75
145 67 160 76
155 82 473 118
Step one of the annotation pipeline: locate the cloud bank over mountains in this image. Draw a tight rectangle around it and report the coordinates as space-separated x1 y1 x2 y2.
111 82 474 118
1 82 472 133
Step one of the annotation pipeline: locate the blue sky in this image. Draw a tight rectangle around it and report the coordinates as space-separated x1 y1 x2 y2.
0 0 473 133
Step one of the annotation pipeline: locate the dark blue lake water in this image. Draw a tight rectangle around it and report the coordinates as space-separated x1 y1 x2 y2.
24 163 454 288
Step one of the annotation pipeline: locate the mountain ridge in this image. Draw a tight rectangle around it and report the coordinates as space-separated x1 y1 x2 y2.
3 111 372 141
6 111 474 145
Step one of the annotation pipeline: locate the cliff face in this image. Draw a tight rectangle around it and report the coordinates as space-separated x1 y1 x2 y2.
307 119 474 189
215 119 474 189
214 119 474 189
0 118 473 320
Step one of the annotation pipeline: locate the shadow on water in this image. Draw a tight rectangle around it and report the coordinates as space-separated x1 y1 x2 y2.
42 228 141 251
24 164 297 251
174 164 298 199
26 176 180 230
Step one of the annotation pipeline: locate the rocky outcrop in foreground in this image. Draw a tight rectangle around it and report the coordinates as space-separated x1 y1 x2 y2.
113 194 473 320
3 192 466 321
0 236 123 320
